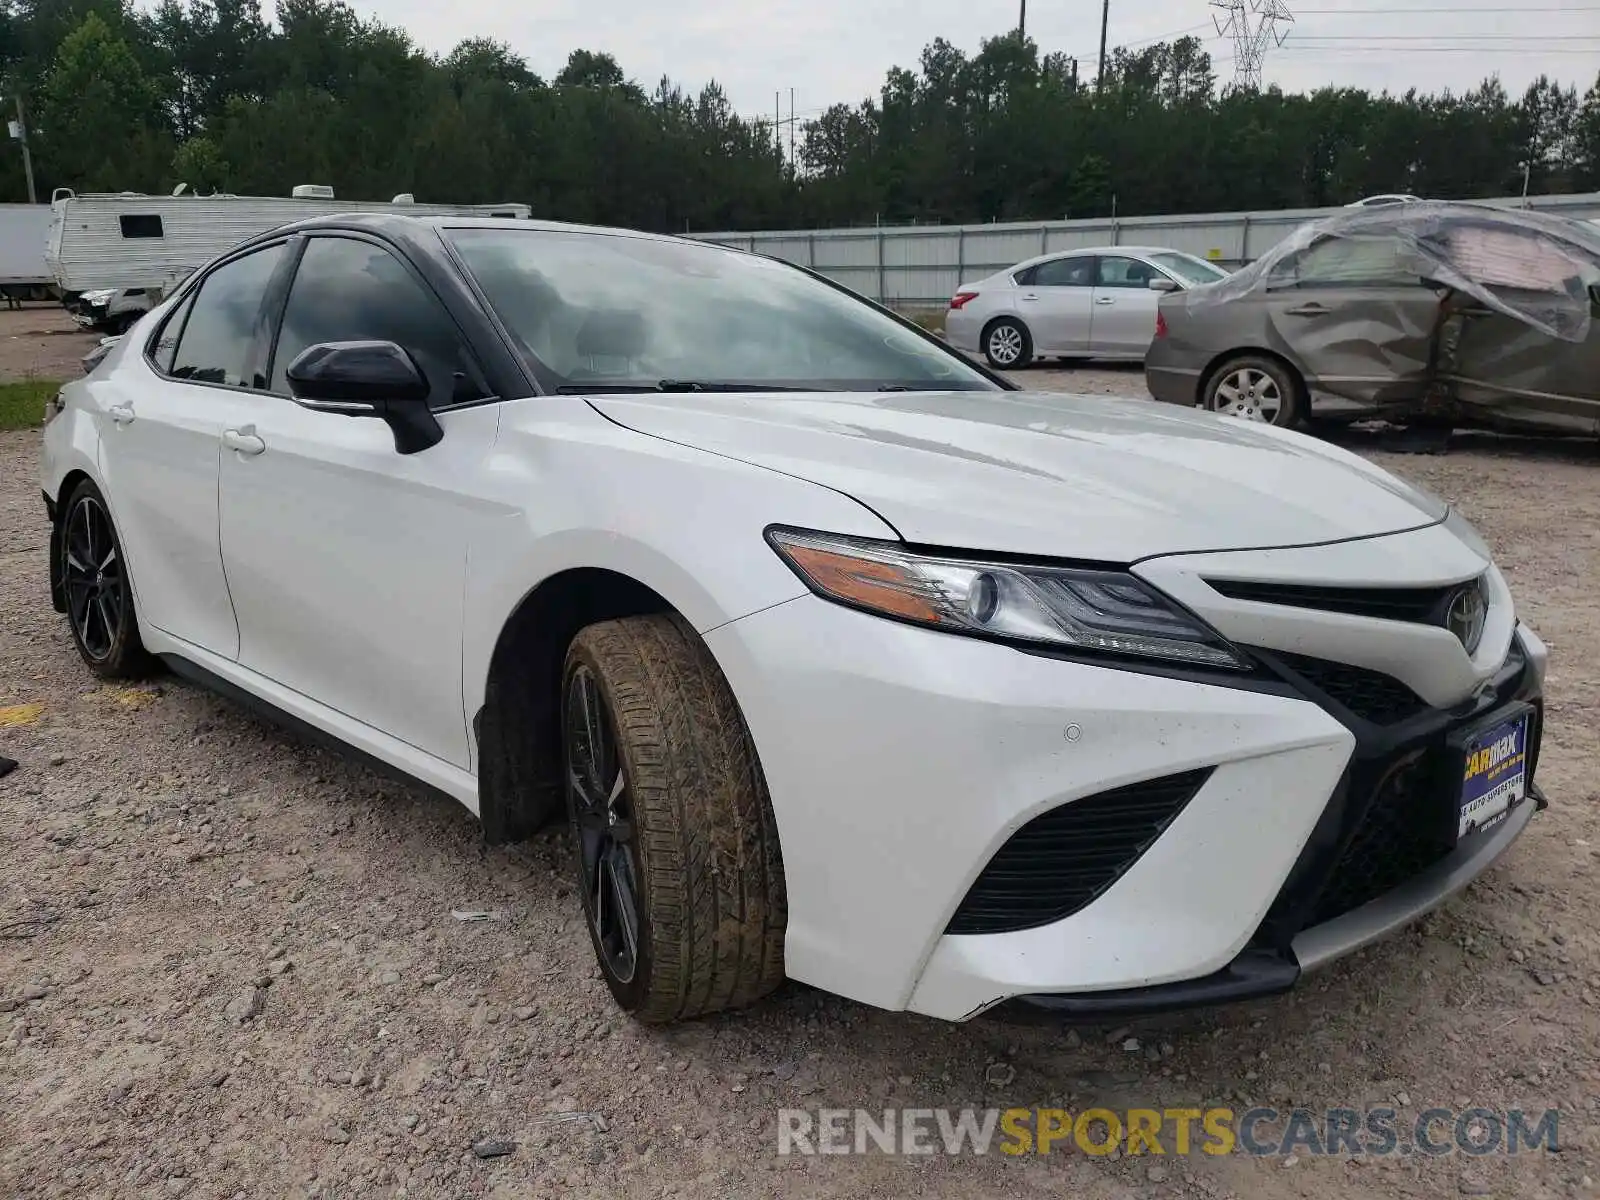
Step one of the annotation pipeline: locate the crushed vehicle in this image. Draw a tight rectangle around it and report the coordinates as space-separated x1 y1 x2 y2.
1145 201 1600 435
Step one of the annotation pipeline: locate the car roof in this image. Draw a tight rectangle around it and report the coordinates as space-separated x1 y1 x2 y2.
991 245 1208 278
237 211 721 256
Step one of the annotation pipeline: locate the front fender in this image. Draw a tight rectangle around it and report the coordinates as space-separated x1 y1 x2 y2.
460 398 898 731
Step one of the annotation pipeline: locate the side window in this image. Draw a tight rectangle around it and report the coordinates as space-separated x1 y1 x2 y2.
1096 256 1158 289
1284 236 1420 288
270 237 489 408
169 244 287 387
1030 257 1095 287
149 292 196 373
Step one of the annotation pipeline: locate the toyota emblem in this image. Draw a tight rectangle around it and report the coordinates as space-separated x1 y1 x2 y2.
1445 582 1487 654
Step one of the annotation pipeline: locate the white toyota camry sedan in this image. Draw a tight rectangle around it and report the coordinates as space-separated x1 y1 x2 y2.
40 215 1547 1023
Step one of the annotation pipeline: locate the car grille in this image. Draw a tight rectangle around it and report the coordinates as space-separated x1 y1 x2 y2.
945 769 1212 936
1275 653 1429 725
1305 753 1453 927
1206 578 1464 624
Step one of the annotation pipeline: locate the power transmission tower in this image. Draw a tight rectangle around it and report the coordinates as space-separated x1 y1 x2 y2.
1210 0 1294 91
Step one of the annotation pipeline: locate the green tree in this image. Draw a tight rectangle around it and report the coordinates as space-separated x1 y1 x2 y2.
36 10 169 190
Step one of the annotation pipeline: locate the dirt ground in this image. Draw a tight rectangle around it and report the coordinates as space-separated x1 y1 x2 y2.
0 304 101 381
2 306 1599 1199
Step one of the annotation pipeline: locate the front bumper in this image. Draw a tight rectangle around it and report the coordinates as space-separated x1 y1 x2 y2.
708 563 1544 1021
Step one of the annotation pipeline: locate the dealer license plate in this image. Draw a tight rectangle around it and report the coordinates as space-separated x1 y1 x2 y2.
1458 711 1529 840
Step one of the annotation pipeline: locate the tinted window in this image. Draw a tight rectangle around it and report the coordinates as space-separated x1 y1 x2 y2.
1096 256 1158 289
448 229 996 392
1282 236 1420 287
270 237 488 407
149 292 196 373
1030 257 1095 287
169 244 286 387
120 214 164 238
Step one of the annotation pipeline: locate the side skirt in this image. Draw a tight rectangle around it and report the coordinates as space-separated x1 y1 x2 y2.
152 647 479 815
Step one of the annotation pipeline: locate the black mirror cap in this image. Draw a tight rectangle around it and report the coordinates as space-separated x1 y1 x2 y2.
285 340 431 406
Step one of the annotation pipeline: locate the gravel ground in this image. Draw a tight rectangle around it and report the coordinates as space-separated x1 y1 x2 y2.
3 309 1600 1199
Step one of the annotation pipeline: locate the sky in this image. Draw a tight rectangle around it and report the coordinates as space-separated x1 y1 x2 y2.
301 0 1599 123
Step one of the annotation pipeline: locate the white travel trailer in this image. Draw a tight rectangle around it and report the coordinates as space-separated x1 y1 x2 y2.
0 202 54 302
47 186 531 327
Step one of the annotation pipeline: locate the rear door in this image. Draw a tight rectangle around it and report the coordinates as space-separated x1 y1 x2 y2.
1016 255 1095 354
1089 255 1163 358
93 241 292 659
1261 235 1441 406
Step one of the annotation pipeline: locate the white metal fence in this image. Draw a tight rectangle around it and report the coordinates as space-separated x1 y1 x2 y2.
691 192 1600 306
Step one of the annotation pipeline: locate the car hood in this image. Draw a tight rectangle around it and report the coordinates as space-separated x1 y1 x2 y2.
587 390 1447 561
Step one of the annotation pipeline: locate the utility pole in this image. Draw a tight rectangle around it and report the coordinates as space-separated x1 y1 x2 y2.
775 91 781 165
1097 0 1111 87
789 88 795 168
1018 0 1026 36
9 96 36 204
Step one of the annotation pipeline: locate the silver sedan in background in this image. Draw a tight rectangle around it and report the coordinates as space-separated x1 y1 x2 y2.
944 246 1229 369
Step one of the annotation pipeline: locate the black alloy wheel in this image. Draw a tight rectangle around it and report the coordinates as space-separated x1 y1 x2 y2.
63 492 125 662
564 663 642 985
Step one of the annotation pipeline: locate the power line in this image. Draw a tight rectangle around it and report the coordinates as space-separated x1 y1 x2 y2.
1291 33 1600 40
1295 4 1600 10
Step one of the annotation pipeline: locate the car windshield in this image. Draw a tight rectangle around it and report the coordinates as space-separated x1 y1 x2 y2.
447 228 999 393
1148 252 1229 286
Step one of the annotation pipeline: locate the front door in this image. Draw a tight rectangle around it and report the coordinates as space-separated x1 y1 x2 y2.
217 234 502 768
92 241 292 659
1088 255 1163 358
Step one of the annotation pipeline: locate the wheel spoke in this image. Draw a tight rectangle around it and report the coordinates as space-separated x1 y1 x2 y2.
606 847 639 967
94 593 117 648
67 579 93 629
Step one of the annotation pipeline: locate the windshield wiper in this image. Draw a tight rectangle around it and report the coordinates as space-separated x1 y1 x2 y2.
557 380 809 394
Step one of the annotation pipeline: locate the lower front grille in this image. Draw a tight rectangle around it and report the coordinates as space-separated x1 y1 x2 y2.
946 768 1212 936
1305 752 1454 926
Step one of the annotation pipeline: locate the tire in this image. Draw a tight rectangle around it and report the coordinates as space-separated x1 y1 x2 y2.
561 613 785 1022
1203 355 1305 428
58 478 153 678
982 317 1034 370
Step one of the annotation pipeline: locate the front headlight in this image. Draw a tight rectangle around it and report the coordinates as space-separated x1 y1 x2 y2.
766 528 1249 670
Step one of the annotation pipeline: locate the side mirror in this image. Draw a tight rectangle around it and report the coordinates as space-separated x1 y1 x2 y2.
1147 277 1180 293
285 340 442 455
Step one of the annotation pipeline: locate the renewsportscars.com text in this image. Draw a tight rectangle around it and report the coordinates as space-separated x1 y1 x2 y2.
776 1106 1560 1158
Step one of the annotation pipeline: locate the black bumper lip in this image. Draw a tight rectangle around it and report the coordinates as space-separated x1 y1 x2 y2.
991 780 1543 1022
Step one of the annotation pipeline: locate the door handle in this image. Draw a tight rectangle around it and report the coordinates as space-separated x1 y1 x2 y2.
1095 297 1116 306
107 403 134 425
1020 293 1039 302
223 427 266 456
1284 302 1330 316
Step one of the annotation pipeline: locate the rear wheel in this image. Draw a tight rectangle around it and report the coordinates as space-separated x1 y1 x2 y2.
561 614 785 1022
58 479 153 678
983 318 1033 370
1203 355 1304 428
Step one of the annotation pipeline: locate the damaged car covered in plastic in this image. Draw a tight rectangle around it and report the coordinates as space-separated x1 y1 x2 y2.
1144 202 1600 436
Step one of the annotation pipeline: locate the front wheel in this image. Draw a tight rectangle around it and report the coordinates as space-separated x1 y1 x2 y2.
561 614 785 1022
58 479 153 678
1203 355 1304 428
983 318 1034 370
